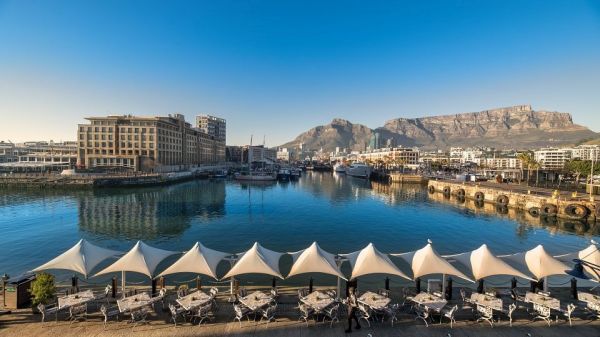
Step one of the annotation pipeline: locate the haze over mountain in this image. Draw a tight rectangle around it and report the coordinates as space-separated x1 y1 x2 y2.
280 105 597 152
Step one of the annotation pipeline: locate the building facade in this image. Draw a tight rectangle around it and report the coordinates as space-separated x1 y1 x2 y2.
569 145 600 161
358 147 420 168
534 148 571 169
196 114 226 162
77 114 224 172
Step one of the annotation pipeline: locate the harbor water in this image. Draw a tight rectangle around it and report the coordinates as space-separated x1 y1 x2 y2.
0 172 597 288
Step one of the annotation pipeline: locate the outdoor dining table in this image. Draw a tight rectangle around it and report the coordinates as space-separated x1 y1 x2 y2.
578 292 600 318
176 290 213 311
470 292 503 326
58 290 95 309
410 292 447 312
358 291 391 310
117 292 153 313
238 291 273 311
524 291 560 325
300 291 335 312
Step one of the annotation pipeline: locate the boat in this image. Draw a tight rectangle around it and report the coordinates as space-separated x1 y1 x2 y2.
290 168 301 180
211 169 228 178
277 169 291 181
233 135 277 182
234 171 277 181
334 163 347 173
346 163 372 179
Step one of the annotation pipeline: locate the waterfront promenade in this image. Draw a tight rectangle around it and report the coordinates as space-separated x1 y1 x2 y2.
1 287 599 337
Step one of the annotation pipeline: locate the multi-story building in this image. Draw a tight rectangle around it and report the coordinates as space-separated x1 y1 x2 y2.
477 157 522 169
569 145 600 161
534 147 571 169
242 145 277 163
358 147 420 169
0 142 17 163
226 145 243 163
276 148 291 162
77 114 223 172
196 114 226 162
16 141 77 167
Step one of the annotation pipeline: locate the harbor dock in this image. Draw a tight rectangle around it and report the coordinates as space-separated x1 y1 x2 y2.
428 179 599 222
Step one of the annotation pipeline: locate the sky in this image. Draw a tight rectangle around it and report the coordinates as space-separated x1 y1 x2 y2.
0 0 599 146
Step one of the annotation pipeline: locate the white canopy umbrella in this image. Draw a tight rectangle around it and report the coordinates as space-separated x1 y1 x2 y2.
287 242 346 279
499 244 569 280
444 244 534 281
33 239 121 278
222 242 284 279
392 242 474 283
341 243 410 280
157 242 229 279
94 241 178 297
555 243 600 282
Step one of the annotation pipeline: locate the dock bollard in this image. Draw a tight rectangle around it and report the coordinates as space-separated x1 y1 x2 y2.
111 277 117 298
571 278 578 300
71 275 79 293
309 278 313 293
385 277 390 290
151 278 157 296
477 279 484 294
415 278 421 294
272 277 276 288
196 276 201 290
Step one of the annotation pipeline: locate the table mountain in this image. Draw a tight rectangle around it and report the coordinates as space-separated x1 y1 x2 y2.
280 105 597 151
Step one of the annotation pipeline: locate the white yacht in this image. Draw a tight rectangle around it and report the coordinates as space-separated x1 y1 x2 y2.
346 163 372 179
333 163 347 173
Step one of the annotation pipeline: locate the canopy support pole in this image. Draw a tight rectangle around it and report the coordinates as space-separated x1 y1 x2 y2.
121 271 126 299
543 276 548 292
442 274 446 295
336 258 342 300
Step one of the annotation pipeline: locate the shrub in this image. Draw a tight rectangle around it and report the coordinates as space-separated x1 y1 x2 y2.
29 272 56 306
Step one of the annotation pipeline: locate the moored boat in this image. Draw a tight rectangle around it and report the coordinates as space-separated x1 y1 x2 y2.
346 163 372 179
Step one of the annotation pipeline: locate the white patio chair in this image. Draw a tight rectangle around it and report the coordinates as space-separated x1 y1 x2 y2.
414 304 431 327
507 303 517 327
357 302 372 327
377 289 391 298
558 303 576 326
531 303 552 326
69 303 87 326
476 304 494 327
100 305 120 329
440 304 458 328
259 303 277 327
233 304 252 327
192 303 212 325
297 288 309 299
130 306 150 329
209 287 219 298
168 303 188 326
322 303 340 327
37 303 60 322
298 303 314 327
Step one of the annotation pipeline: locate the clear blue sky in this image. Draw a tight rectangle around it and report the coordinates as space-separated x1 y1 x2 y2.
1 0 599 145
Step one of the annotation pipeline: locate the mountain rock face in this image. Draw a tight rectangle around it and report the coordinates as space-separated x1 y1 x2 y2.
281 105 597 151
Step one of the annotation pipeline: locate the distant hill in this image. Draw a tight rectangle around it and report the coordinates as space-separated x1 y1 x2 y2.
280 105 597 151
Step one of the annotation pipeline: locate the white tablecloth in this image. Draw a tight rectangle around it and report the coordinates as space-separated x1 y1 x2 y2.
117 292 152 313
358 291 391 310
301 291 335 311
525 292 560 311
58 290 95 309
239 291 272 311
470 293 503 311
410 292 447 312
177 290 212 310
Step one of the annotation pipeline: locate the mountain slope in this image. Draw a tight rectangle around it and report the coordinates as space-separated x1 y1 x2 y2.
281 105 597 151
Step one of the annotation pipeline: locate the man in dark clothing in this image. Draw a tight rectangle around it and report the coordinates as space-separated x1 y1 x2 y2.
345 287 361 333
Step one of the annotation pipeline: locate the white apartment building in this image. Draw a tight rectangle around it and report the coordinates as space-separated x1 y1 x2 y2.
534 148 571 169
569 145 600 161
477 157 522 169
276 148 290 162
358 147 420 168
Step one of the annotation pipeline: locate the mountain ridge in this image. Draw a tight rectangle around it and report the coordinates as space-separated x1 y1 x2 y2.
280 105 597 151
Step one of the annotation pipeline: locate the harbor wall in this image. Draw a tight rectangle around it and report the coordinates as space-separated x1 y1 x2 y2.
428 179 599 222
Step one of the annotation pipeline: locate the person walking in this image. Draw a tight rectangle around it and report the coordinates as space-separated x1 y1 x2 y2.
345 287 361 333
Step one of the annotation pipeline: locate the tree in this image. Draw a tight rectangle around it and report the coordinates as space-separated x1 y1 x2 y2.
29 273 56 307
517 152 534 186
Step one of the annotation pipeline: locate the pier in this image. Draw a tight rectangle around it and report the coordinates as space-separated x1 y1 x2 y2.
428 179 599 222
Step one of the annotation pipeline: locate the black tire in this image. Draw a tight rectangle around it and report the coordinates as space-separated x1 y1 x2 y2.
541 204 558 217
456 196 465 204
528 207 541 217
496 195 509 206
443 186 451 195
564 204 589 219
474 200 484 208
474 192 485 202
456 189 465 197
428 185 435 194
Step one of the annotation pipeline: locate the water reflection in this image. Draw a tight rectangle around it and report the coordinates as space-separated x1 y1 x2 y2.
427 191 600 237
79 180 226 240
